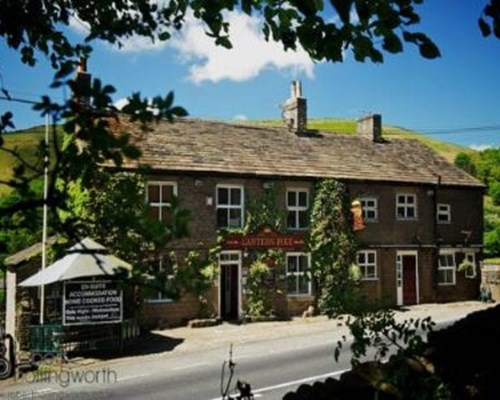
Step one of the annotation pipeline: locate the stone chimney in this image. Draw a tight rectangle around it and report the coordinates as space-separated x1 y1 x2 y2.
357 113 382 142
73 58 92 153
282 81 307 133
73 58 91 109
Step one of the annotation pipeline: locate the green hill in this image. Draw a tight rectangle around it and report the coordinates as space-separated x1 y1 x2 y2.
0 119 472 196
0 126 48 196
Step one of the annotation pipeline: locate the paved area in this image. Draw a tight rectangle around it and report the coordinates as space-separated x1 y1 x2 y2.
151 300 496 355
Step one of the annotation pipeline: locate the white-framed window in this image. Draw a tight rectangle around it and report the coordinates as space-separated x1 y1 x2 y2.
147 181 177 225
437 203 451 224
438 251 456 286
144 255 174 303
286 188 309 229
286 253 311 296
357 250 377 280
216 185 244 229
463 251 477 279
396 193 417 220
360 197 378 222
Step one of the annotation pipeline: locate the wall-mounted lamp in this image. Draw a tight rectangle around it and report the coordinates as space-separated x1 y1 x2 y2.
194 179 203 187
206 196 213 206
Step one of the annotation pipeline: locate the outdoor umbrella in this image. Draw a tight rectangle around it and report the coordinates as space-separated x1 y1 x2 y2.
19 238 132 287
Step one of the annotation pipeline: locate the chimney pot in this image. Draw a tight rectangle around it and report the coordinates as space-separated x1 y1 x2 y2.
282 80 307 133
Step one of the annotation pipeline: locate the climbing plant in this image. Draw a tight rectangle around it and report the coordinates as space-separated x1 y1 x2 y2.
243 184 285 234
243 185 286 317
308 178 359 317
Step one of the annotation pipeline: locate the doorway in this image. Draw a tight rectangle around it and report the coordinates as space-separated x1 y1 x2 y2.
396 251 419 306
219 251 241 321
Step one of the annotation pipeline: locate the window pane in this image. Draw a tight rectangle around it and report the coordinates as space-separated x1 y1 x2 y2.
229 209 242 227
407 195 414 204
397 207 405 218
218 188 228 205
287 256 298 273
298 211 308 228
162 185 174 203
230 188 241 205
217 209 228 228
397 195 405 204
357 253 365 264
149 206 160 221
287 211 296 229
298 275 309 294
298 191 308 207
148 185 160 202
407 207 415 218
287 191 296 207
298 255 308 272
368 252 375 263
287 275 297 294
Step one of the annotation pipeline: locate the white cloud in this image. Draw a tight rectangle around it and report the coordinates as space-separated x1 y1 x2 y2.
114 98 129 110
69 16 90 36
233 114 248 121
169 11 315 83
469 143 494 151
69 10 315 82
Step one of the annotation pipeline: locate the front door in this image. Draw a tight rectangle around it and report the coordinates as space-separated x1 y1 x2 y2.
397 252 419 306
219 252 241 321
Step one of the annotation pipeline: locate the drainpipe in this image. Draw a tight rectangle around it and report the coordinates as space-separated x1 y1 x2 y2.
433 175 442 296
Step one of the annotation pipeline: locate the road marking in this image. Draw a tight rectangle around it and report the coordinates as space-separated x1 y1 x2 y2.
117 373 151 382
171 361 210 371
207 369 349 400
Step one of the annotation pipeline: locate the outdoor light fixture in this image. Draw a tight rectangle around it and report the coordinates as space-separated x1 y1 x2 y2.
206 196 213 206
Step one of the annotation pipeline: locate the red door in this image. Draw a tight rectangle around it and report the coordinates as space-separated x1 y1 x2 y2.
402 255 417 305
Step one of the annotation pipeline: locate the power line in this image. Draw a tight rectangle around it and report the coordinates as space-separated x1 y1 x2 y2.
407 125 500 135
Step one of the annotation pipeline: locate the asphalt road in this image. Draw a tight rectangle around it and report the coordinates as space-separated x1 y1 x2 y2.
0 303 490 400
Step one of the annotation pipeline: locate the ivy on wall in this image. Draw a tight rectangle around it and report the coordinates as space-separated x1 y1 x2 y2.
308 178 359 317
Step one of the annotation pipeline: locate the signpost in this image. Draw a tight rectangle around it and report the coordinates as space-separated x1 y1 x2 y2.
63 280 122 326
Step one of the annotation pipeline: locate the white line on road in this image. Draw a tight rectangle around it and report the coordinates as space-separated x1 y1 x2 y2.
117 373 151 382
171 361 211 371
207 369 349 400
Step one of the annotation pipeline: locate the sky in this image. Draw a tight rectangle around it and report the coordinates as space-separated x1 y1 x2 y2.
1 1 500 150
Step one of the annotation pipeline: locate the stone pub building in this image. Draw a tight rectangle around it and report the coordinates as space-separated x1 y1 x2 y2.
115 82 484 327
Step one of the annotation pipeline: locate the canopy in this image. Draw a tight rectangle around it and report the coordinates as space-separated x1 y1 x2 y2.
19 238 132 287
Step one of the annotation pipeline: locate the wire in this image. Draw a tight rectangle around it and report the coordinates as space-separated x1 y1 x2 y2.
408 125 500 136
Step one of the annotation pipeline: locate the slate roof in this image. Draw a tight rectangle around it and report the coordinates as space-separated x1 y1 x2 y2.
112 117 483 188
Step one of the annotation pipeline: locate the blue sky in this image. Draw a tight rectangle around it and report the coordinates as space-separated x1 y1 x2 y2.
1 1 500 150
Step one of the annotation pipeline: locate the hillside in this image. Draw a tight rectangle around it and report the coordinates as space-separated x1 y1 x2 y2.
0 119 472 196
0 126 61 196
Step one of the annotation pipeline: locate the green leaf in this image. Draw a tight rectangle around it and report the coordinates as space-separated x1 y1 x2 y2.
419 41 441 59
158 31 171 41
331 0 353 24
478 17 492 37
383 33 403 53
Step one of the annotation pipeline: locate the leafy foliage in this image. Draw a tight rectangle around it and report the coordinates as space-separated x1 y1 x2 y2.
335 310 444 399
245 260 272 317
453 152 477 176
170 249 218 318
244 184 285 234
454 147 500 258
308 178 358 316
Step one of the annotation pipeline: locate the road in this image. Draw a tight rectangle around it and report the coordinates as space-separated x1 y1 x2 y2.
0 303 491 400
